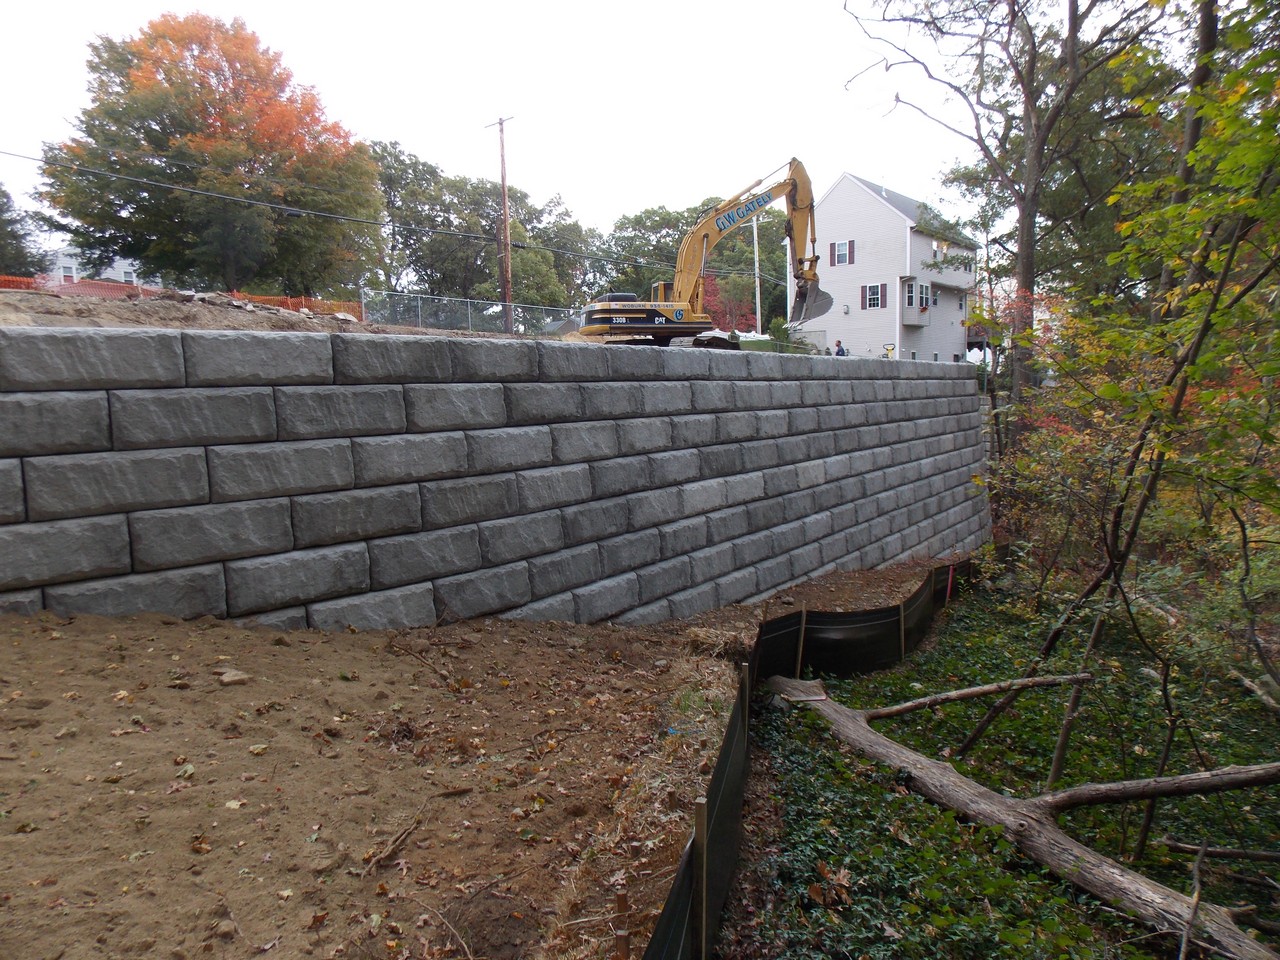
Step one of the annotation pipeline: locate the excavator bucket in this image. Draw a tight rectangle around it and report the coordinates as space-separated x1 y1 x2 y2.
790 280 833 326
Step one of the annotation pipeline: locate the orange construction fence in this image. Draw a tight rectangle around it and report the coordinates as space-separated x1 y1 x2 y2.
0 274 364 321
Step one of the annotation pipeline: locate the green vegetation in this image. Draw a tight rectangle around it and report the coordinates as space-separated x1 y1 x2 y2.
748 599 1278 958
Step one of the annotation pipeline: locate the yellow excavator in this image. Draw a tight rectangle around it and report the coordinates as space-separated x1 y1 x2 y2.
579 157 832 345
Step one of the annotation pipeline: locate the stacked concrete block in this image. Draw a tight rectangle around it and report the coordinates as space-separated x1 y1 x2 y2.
0 327 990 628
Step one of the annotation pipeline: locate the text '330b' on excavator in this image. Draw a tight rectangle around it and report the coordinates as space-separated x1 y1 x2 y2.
579 157 833 346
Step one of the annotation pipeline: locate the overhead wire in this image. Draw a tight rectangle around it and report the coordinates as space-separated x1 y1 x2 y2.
2 147 791 289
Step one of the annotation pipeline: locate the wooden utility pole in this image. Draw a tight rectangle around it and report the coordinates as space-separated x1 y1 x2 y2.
488 116 515 334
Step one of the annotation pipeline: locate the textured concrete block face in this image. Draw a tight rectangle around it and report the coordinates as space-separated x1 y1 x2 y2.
504 594 576 623
617 417 673 456
449 339 537 382
0 516 130 589
111 388 276 449
681 478 728 516
716 412 759 444
628 488 685 530
669 415 718 449
650 449 702 487
518 464 591 512
690 381 735 412
606 346 666 382
0 328 183 390
639 382 694 416
659 517 708 558
657 350 711 381
598 529 661 577
579 382 644 420
0 392 110 456
667 581 720 619
467 427 554 474
716 568 758 606
292 485 422 547
528 544 601 598
434 562 531 621
0 589 41 614
405 384 507 432
575 573 640 623
131 498 292 571
538 341 610 381
420 474 518 528
236 607 308 631
26 448 209 520
506 383 583 425
591 455 652 498
332 335 451 384
45 564 227 620
225 543 370 616
276 385 406 439
352 433 468 486
183 331 332 386
0 459 23 523
209 439 354 501
308 582 436 631
636 557 693 603
561 499 629 546
480 511 564 564
369 526 481 588
550 421 618 464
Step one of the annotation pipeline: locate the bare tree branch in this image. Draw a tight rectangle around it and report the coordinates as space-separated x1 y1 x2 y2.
768 675 1279 960
1032 763 1280 815
865 673 1092 720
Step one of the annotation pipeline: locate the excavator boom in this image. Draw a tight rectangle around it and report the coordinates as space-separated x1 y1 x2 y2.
579 158 831 344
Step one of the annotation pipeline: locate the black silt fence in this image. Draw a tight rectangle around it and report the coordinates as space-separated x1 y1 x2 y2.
641 557 981 960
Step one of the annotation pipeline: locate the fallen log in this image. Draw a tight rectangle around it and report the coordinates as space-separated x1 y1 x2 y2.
767 675 1280 960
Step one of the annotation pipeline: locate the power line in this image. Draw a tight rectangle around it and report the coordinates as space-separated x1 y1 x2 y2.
2 148 789 288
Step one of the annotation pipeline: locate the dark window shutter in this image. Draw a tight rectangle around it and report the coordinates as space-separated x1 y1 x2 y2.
829 242 836 267
860 285 867 310
879 283 887 308
848 240 855 264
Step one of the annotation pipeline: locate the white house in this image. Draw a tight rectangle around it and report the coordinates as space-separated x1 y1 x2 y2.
50 247 150 286
803 175 978 362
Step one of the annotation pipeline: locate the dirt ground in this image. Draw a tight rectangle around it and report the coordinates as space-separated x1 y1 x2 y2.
0 571 930 960
0 289 942 958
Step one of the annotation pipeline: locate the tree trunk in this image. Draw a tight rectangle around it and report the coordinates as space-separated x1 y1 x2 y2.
768 676 1280 960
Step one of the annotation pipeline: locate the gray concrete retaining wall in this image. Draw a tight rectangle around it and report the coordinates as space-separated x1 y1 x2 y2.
0 327 991 629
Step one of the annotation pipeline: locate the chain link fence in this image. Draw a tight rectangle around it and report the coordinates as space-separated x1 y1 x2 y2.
360 289 578 337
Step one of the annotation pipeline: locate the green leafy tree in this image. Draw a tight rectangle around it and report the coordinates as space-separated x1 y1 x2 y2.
40 13 381 294
0 187 50 277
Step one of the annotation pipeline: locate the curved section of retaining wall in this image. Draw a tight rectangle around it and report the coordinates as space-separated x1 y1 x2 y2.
0 327 991 629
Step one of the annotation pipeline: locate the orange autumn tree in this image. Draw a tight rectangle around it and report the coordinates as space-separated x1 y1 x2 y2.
41 14 381 294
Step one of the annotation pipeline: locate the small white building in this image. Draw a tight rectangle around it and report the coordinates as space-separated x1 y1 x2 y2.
804 175 978 362
50 247 150 286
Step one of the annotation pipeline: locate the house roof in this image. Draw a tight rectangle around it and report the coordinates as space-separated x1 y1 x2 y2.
845 175 978 249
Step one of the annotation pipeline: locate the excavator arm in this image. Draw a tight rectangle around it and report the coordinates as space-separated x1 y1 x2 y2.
671 158 828 325
579 157 831 344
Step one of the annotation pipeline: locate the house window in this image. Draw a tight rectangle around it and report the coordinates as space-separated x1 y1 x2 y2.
123 270 135 284
933 353 939 361
905 283 914 307
829 239 855 266
861 283 886 309
931 287 939 306
932 240 939 260
918 283 930 308
910 351 918 360
61 266 75 284
953 354 961 362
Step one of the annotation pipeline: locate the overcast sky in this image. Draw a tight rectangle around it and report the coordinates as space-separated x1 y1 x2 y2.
1 0 975 236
